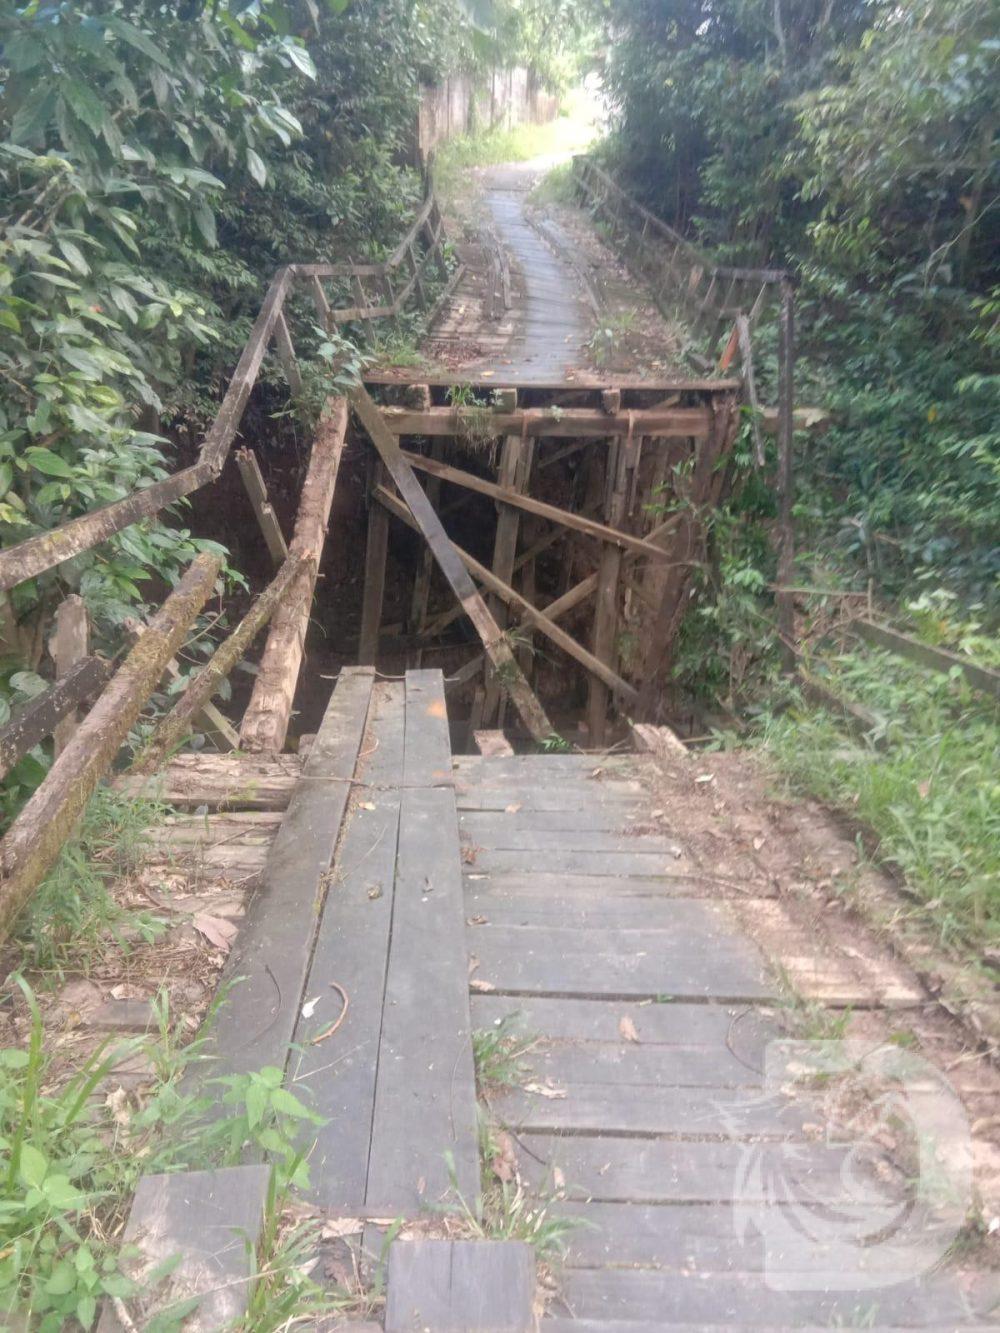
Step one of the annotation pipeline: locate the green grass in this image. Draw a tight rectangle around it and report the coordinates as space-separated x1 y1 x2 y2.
758 646 1000 955
471 1014 536 1092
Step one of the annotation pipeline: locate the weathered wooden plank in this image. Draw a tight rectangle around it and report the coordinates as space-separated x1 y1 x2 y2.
459 808 645 833
366 781 479 1212
398 453 680 562
496 1083 813 1137
385 1240 535 1333
464 871 776 901
470 924 774 999
201 667 374 1078
455 785 644 813
465 894 743 930
116 753 301 809
241 398 349 752
852 617 1000 699
518 1134 885 1204
460 824 680 854
511 1038 766 1089
292 681 404 1209
470 996 777 1048
0 554 221 942
0 655 110 781
551 1268 975 1327
50 594 90 755
96 1166 270 1332
351 385 553 744
235 448 289 567
403 669 453 787
384 406 711 438
464 847 705 878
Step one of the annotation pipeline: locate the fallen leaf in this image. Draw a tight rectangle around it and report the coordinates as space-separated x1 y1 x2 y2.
359 801 376 811
619 1015 639 1043
491 1131 518 1183
753 835 766 851
470 978 496 993
321 1217 364 1240
504 802 522 815
524 1081 567 1099
192 913 239 952
105 1086 131 1128
467 915 488 926
301 996 320 1019
695 773 715 785
468 954 480 976
461 845 479 865
917 780 931 800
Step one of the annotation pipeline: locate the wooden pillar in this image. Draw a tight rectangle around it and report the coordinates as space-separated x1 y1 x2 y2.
407 438 444 668
587 437 628 748
483 417 531 723
359 460 389 666
49 595 89 757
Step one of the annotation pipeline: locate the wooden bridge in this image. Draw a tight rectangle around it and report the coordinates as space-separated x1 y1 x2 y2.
2 162 993 1329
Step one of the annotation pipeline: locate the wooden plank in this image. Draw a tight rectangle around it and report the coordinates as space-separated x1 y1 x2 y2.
469 924 774 999
96 1166 269 1333
455 786 644 813
115 753 300 810
398 452 681 562
551 1268 974 1326
272 308 304 395
851 618 1000 699
385 1240 535 1333
201 667 374 1078
136 555 304 773
461 825 681 854
508 1039 765 1090
460 806 646 832
359 462 390 665
466 894 733 930
50 594 89 755
366 676 478 1212
350 385 553 744
403 668 453 787
383 406 711 439
463 871 776 901
241 397 349 752
0 656 110 782
235 448 289 567
496 1083 813 1138
518 1135 873 1204
470 996 778 1048
292 681 404 1209
465 848 707 878
0 554 221 943
374 486 638 703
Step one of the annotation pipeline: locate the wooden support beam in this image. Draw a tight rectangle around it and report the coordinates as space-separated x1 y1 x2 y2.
400 450 676 562
0 656 111 782
241 397 349 752
588 438 628 747
850 619 1000 700
350 386 554 744
135 556 305 774
308 275 332 331
359 462 390 666
406 439 445 665
0 553 220 943
235 449 289 568
374 487 638 704
50 594 89 756
272 309 304 397
382 405 710 439
484 417 527 724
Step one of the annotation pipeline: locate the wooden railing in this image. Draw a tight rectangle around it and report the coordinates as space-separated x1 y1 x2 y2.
571 155 797 662
0 186 458 595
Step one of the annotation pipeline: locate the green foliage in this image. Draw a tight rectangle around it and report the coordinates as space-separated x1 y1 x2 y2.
472 1014 536 1090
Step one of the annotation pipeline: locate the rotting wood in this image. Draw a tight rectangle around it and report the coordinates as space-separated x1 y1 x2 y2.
382 405 711 439
114 752 300 810
0 553 220 943
0 656 111 783
474 729 514 757
400 450 678 562
135 555 305 773
50 594 89 756
351 386 554 744
631 721 690 761
124 616 237 752
241 397 349 752
235 449 289 567
374 486 639 704
850 619 1000 700
359 461 390 665
406 439 445 668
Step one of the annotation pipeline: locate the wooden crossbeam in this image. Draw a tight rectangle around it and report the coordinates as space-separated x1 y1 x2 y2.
235 449 289 568
0 656 111 782
382 406 710 439
351 387 554 744
400 450 675 562
374 487 638 705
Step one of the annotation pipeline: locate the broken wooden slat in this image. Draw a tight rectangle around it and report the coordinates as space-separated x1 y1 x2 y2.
235 448 289 567
0 553 221 943
401 450 677 563
96 1165 270 1333
0 655 111 782
135 555 305 773
385 1240 535 1333
241 397 349 752
351 386 553 745
383 405 710 438
115 752 300 810
374 485 638 703
201 666 374 1079
124 614 238 752
630 721 690 761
